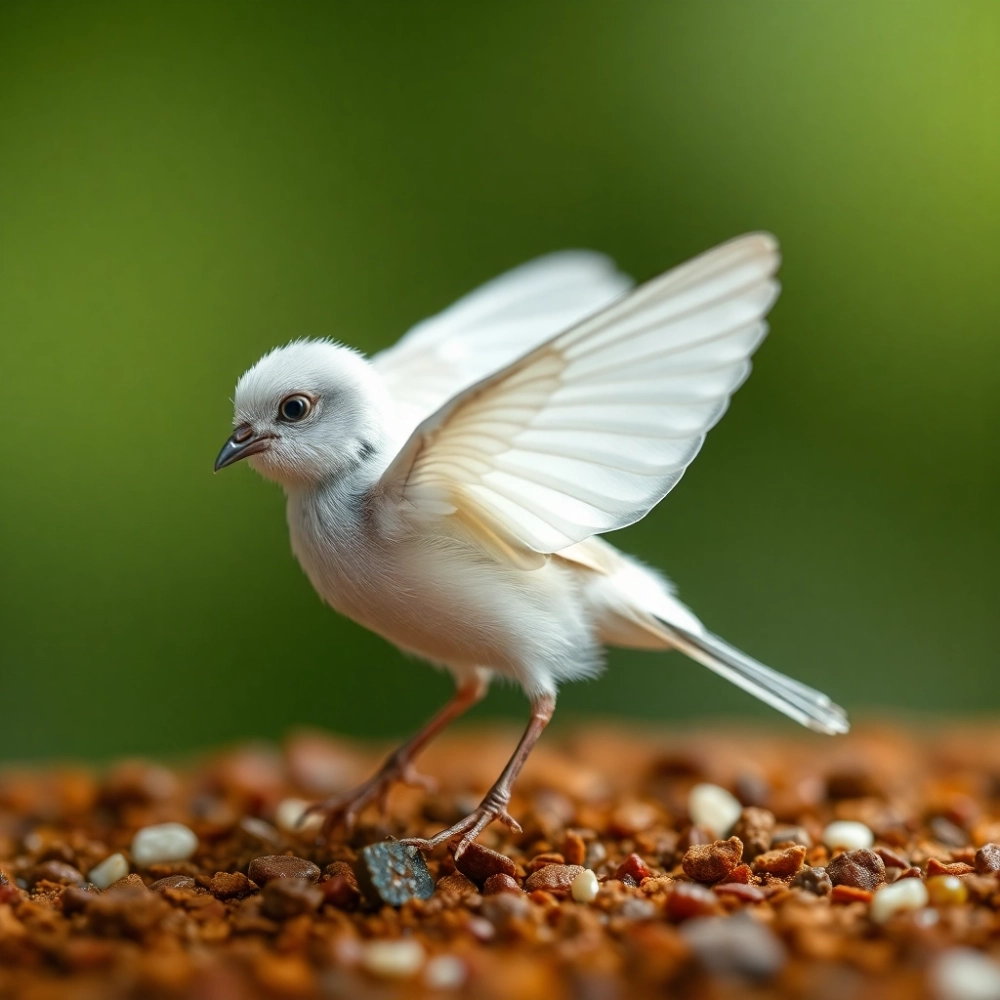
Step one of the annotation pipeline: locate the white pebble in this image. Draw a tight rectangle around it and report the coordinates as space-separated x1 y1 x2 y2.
571 868 600 903
423 954 467 990
869 877 928 923
274 798 324 835
822 820 874 852
932 948 1000 1000
361 939 425 979
131 822 198 866
689 783 743 838
87 852 129 889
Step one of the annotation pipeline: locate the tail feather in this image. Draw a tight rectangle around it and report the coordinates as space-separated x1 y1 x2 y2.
657 620 850 735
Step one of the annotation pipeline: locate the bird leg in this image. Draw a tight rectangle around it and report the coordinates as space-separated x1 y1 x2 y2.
304 672 489 839
404 693 555 858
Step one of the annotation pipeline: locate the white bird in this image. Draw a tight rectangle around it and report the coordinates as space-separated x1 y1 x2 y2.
215 233 849 855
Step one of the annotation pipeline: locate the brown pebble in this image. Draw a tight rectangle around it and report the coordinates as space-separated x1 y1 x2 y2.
247 855 320 885
926 857 975 877
320 875 360 910
261 878 322 920
753 845 806 878
732 808 776 860
682 837 744 883
825 849 885 891
714 882 765 903
562 831 587 867
930 816 968 848
437 871 478 896
61 885 98 914
615 853 653 883
483 873 522 895
771 826 812 849
876 847 911 870
830 884 874 904
666 882 721 920
150 875 197 892
524 863 585 895
210 871 252 899
721 864 754 885
525 852 565 874
454 841 517 885
791 867 832 896
975 843 1000 874
27 860 85 887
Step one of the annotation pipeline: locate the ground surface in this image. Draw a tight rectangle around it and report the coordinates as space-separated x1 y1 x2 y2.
2 721 1000 999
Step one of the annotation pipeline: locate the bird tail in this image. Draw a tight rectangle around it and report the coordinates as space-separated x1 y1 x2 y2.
655 618 850 735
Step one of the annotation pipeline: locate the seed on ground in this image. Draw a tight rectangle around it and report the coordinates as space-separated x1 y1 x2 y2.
571 869 599 903
361 939 425 978
869 878 928 923
131 823 198 866
689 784 743 838
87 853 128 889
822 820 874 852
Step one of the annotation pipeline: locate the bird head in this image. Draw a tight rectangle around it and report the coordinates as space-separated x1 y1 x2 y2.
215 339 391 488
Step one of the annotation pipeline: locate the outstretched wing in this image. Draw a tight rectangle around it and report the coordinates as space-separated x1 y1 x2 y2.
371 252 633 436
379 234 780 569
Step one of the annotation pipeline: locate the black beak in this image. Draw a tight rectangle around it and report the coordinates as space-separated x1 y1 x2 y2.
214 424 274 472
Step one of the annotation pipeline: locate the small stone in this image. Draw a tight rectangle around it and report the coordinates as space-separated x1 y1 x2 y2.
614 853 653 884
247 855 320 885
876 846 911 870
831 884 874 904
28 860 85 887
454 842 517 886
562 831 587 867
87 853 129 890
931 948 1000 1000
689 784 743 838
927 875 969 907
61 885 98 914
732 807 776 860
150 875 197 892
436 871 478 896
361 939 425 979
423 954 466 991
930 816 969 848
210 871 252 899
822 821 873 852
771 825 812 849
682 837 743 882
321 875 361 910
791 867 832 896
928 858 975 878
482 873 521 895
721 863 753 884
826 848 886 890
571 869 599 903
274 798 323 836
753 845 806 878
975 843 1000 875
482 891 532 926
131 823 198 866
356 841 434 906
618 896 656 920
714 882 766 903
869 878 929 923
609 800 658 836
261 878 323 920
681 912 786 980
524 864 585 895
666 882 720 920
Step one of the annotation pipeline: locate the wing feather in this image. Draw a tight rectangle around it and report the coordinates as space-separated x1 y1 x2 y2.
380 234 780 564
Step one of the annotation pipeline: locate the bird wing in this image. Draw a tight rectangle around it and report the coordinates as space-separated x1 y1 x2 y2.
378 234 780 569
371 252 633 436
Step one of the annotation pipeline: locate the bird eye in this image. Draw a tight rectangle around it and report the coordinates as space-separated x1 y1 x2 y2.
279 395 311 422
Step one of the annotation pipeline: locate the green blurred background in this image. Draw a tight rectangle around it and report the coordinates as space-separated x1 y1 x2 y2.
1 1 997 762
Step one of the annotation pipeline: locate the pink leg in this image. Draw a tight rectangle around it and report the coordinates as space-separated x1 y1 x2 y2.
403 693 555 858
306 671 489 838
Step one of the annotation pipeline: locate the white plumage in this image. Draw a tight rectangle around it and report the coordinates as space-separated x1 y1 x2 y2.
216 233 848 854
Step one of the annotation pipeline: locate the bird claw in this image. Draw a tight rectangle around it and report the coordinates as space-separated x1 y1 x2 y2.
301 758 435 841
402 791 520 858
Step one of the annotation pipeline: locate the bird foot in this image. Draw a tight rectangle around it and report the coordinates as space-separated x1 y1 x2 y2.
402 789 521 858
301 757 437 841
